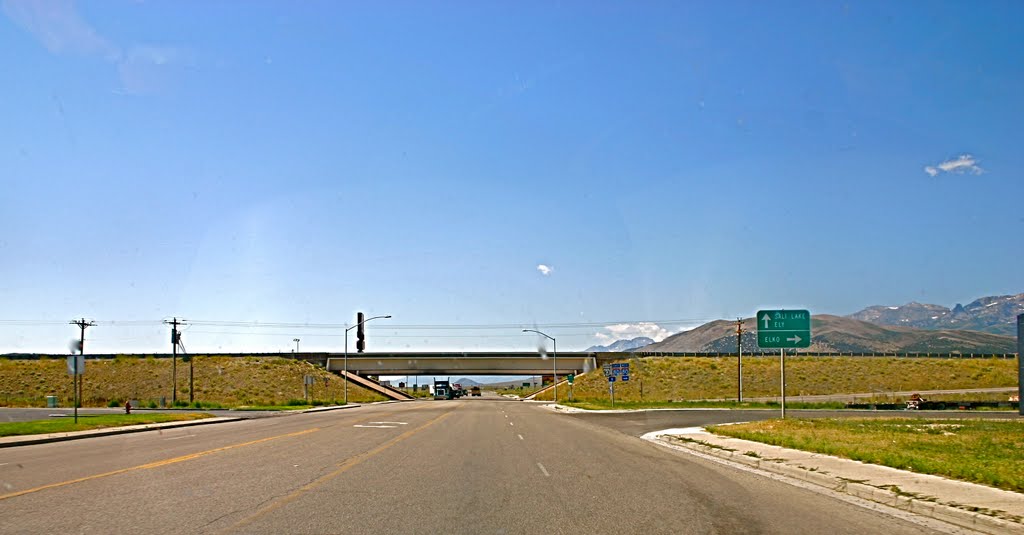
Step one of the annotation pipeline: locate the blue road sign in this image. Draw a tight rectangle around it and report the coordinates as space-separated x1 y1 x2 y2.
608 376 616 383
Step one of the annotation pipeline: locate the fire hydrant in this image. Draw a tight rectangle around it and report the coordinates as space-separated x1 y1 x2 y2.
125 400 132 414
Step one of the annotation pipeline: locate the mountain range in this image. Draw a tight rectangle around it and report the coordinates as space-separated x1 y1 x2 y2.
638 314 1016 354
847 293 1023 336
590 293 1021 355
585 337 654 352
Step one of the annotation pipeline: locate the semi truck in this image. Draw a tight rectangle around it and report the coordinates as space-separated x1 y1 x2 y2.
433 380 452 400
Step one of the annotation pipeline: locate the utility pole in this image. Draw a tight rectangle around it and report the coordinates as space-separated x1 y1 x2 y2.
164 318 186 405
69 318 95 423
736 318 744 402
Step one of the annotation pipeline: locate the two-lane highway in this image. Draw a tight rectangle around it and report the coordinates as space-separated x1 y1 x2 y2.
1 400 957 534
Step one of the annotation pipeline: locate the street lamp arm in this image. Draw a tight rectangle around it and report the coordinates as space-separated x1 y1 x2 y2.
522 329 554 342
347 315 393 332
521 328 558 404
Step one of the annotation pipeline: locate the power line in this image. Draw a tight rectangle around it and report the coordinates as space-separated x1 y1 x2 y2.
0 319 163 326
184 330 598 339
184 318 713 330
0 320 72 326
3 317 715 331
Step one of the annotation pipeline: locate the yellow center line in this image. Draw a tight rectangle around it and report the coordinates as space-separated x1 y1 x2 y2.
0 427 320 502
223 407 457 533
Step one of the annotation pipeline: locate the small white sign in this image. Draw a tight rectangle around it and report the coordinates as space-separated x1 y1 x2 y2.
67 355 85 375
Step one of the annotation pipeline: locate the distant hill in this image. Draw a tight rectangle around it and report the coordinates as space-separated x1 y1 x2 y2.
638 315 1016 354
585 337 654 352
848 293 1024 336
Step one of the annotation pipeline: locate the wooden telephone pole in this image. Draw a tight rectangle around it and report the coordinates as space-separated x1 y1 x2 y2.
164 318 186 405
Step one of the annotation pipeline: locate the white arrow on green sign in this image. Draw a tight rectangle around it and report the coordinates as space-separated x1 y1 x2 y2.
756 309 811 349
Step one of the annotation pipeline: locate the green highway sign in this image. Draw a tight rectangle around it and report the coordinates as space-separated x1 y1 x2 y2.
756 309 811 348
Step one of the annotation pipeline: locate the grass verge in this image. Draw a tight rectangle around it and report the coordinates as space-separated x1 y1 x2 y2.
0 413 213 437
707 418 1024 493
529 356 1018 402
0 356 388 408
561 399 847 410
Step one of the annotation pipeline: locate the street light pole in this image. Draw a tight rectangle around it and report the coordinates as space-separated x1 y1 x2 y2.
293 338 300 353
522 329 557 403
344 314 391 404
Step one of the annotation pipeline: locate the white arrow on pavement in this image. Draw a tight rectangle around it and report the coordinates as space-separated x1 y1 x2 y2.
761 313 772 329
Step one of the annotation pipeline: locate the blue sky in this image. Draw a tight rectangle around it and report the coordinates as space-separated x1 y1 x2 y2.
2 0 1022 355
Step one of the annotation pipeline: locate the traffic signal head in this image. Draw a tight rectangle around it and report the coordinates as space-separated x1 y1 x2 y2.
356 312 365 352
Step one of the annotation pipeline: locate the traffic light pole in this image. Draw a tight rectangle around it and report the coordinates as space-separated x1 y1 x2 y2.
343 313 391 405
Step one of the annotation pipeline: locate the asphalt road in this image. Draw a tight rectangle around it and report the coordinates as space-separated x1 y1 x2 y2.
0 400 960 534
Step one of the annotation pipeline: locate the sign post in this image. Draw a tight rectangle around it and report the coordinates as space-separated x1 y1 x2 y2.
756 310 811 419
304 375 315 403
602 363 630 407
1017 314 1023 416
67 355 84 423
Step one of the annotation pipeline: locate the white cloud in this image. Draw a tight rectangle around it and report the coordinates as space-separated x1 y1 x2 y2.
594 322 673 344
924 154 984 177
2 0 190 94
2 0 119 60
536 264 553 276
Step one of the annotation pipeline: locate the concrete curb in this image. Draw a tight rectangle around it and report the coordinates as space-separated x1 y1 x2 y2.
0 417 245 449
652 434 1023 535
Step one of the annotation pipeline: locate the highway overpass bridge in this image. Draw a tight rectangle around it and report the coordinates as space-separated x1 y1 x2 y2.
323 352 601 376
